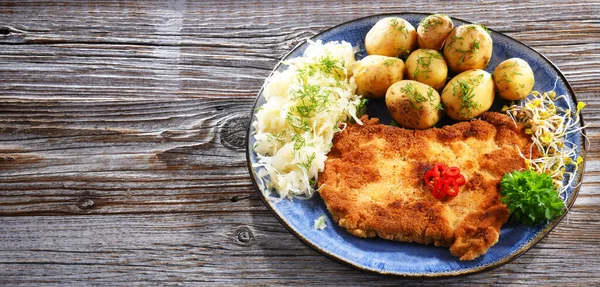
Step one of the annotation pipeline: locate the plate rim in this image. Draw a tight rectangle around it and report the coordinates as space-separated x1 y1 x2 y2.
245 12 587 277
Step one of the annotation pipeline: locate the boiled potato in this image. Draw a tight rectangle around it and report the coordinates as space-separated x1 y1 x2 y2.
353 55 405 98
443 24 493 73
441 69 494 121
493 58 535 100
386 80 442 129
417 14 454 50
365 17 417 58
405 49 448 91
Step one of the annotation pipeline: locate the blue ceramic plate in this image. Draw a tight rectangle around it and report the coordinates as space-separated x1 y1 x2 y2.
246 13 586 276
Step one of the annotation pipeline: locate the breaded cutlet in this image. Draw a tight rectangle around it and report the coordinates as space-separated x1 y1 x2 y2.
317 112 538 260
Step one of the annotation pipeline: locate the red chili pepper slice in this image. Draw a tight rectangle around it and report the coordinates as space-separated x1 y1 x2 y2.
432 179 446 199
433 163 446 176
442 166 460 178
446 179 459 197
423 163 465 200
455 174 466 186
441 179 450 196
423 169 438 191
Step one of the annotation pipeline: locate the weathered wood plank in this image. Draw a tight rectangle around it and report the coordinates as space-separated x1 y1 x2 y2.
0 212 598 285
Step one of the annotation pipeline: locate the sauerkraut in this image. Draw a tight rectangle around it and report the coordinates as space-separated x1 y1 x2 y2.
252 40 364 200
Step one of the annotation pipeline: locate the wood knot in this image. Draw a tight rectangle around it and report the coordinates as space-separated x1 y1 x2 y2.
0 155 16 162
220 115 249 151
0 26 26 44
161 131 174 138
235 227 254 245
77 198 95 210
230 195 251 202
0 27 11 35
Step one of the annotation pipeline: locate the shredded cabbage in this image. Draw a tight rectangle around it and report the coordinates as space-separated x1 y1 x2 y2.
252 40 363 200
505 88 587 200
313 215 327 230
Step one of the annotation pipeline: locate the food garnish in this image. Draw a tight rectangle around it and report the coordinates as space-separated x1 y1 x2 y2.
313 215 327 230
411 50 440 80
505 89 586 200
500 170 564 225
253 40 364 200
418 14 445 32
423 163 466 200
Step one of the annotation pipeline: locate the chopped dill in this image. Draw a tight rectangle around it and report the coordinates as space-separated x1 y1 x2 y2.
390 18 408 38
267 131 287 145
292 134 306 151
427 87 435 101
297 54 344 80
451 78 481 118
472 40 480 51
451 39 480 65
396 46 411 59
478 24 491 34
412 51 441 80
496 71 513 84
447 35 463 47
286 112 311 134
357 98 369 113
384 58 397 67
436 102 444 111
319 55 341 74
298 152 316 171
402 82 428 110
419 14 444 32
293 84 333 117
454 48 468 65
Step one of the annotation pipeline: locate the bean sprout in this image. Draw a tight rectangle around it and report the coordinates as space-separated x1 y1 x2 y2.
505 89 587 201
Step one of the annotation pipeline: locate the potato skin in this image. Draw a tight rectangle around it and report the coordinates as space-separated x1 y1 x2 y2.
353 55 405 98
493 58 535 100
441 69 494 121
443 24 493 73
405 49 448 91
386 80 442 129
417 14 454 50
365 17 417 58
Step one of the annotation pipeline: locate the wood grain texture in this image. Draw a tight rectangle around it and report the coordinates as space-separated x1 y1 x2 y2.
0 0 599 285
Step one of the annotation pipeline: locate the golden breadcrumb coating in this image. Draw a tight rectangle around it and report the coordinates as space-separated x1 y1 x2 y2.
318 112 537 260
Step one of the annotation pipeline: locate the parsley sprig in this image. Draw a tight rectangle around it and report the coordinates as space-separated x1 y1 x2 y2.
500 170 565 225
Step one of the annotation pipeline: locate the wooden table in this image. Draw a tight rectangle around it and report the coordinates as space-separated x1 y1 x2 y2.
1 1 598 285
